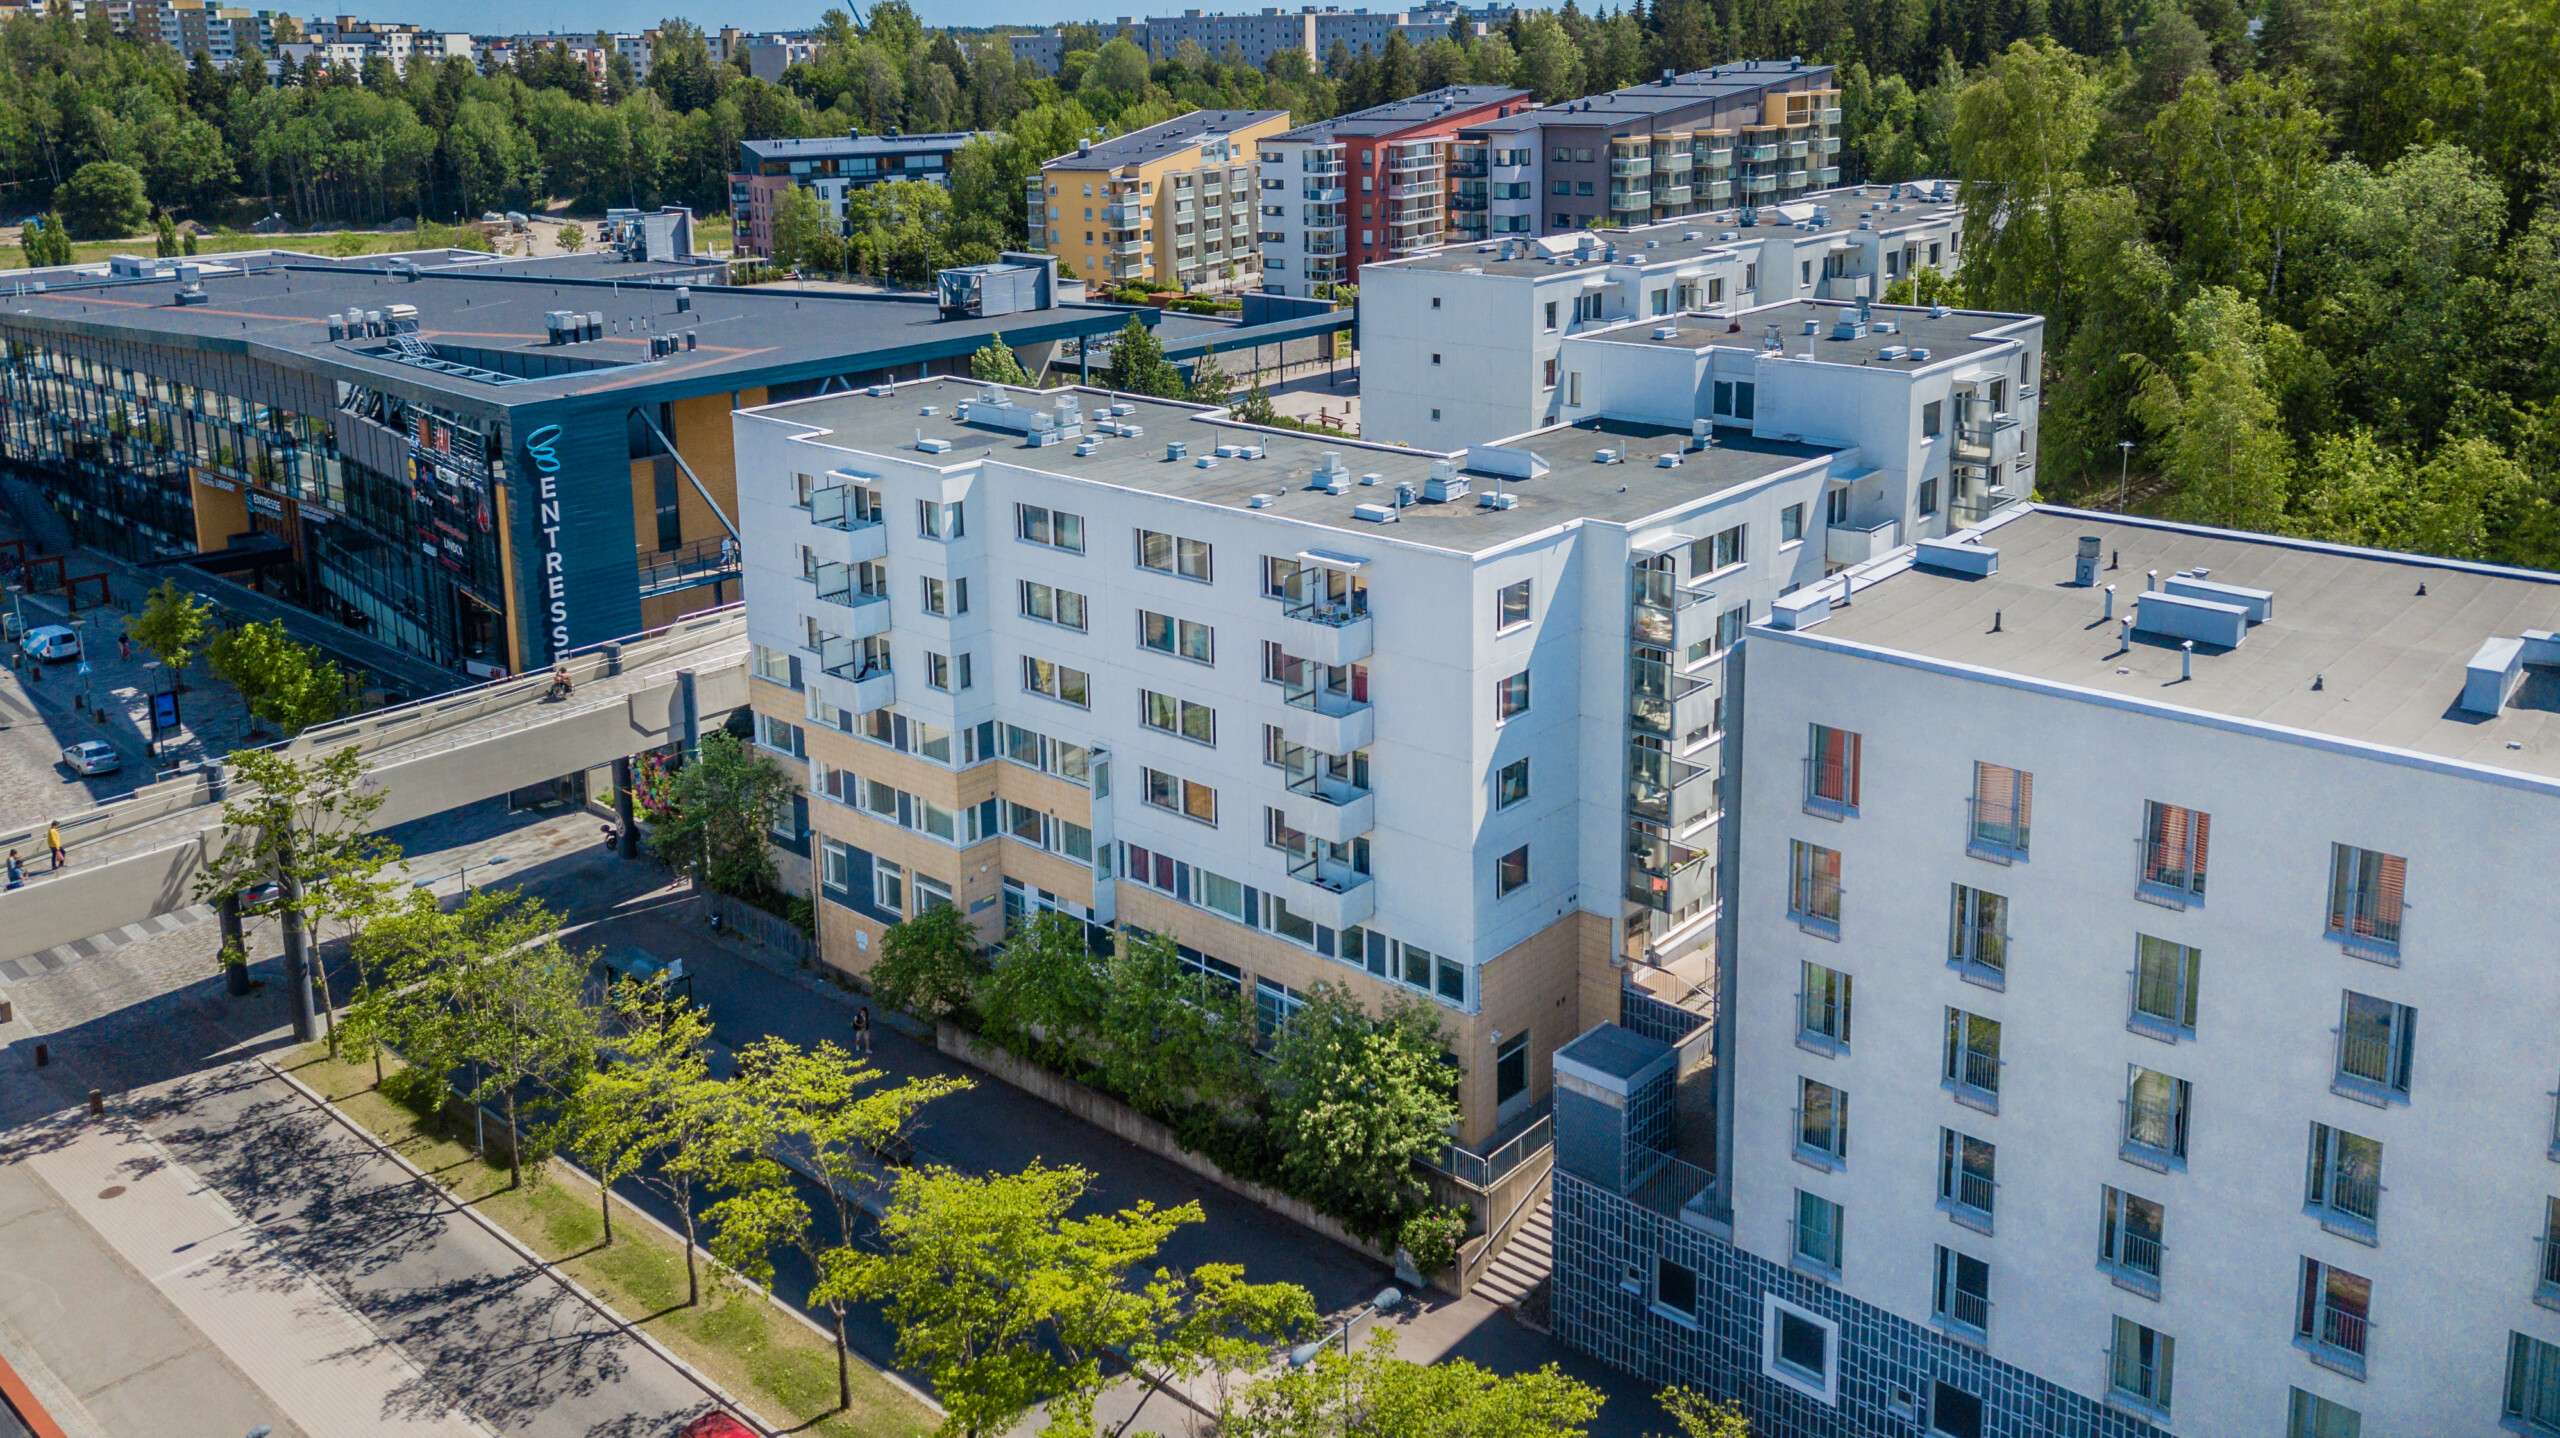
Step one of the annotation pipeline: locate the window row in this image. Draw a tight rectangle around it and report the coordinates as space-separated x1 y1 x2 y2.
811 761 1094 862
1118 841 1469 1009
818 837 954 918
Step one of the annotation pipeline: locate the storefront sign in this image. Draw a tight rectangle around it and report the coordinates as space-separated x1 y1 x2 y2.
522 423 569 652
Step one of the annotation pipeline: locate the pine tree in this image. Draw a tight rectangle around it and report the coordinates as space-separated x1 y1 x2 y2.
1185 345 1232 407
1237 379 1282 428
1103 315 1182 397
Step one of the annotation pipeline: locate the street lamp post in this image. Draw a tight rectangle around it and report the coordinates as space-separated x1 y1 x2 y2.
1288 1286 1406 1369
2118 440 2135 510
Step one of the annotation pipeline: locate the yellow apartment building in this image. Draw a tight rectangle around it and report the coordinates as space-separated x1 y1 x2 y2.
1027 109 1290 294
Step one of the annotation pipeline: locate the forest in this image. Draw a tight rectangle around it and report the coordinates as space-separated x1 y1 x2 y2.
0 0 2554 557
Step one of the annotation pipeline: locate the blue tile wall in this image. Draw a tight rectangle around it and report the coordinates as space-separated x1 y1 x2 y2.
1623 984 1712 1047
1550 1171 2177 1438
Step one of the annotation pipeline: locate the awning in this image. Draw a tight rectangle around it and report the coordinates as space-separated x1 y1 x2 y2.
1297 548 1370 571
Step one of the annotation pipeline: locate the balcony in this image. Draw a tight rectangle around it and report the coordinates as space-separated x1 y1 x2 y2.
1954 413 2024 466
1826 517 1901 567
1387 233 1441 256
1103 204 1142 225
1630 565 1718 646
1741 173 1779 195
1448 159 1487 179
634 534 742 599
1820 106 1843 125
1449 194 1487 212
1781 168 1811 189
1781 139 1809 159
1609 189 1653 212
1303 159 1346 177
1740 144 1779 163
809 485 890 561
1699 147 1733 168
1282 598 1374 664
1702 180 1733 202
1280 856 1375 929
1655 149 1694 171
1818 165 1842 185
1303 185 1346 204
1107 237 1147 256
1655 184 1693 207
808 562 894 643
1629 753 1715 828
1820 134 1842 154
1610 156 1652 178
1286 772 1375 845
1385 178 1442 200
819 645 894 713
1387 152 1441 174
1281 678 1375 753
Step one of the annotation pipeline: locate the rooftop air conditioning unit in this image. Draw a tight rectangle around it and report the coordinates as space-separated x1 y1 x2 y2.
1653 325 1680 340
1353 502 1397 522
915 433 952 453
1909 347 1933 361
1167 441 1188 461
1656 452 1682 468
867 384 894 396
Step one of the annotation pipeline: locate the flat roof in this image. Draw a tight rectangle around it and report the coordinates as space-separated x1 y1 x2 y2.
1527 59 1834 126
1799 508 2560 782
0 254 1128 408
1556 1023 1672 1085
752 377 1832 555
1597 299 2031 364
1377 184 1959 275
1050 110 1287 168
741 131 991 162
1274 86 1527 141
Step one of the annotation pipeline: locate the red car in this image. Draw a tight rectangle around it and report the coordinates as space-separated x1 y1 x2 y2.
679 1414 756 1438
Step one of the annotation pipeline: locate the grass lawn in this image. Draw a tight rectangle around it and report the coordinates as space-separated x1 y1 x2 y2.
0 225 493 270
281 1044 936 1438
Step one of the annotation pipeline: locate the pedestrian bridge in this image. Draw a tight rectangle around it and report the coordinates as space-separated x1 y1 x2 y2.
0 607 751 959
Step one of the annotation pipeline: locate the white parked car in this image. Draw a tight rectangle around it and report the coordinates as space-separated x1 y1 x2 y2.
61 740 119 776
21 625 78 661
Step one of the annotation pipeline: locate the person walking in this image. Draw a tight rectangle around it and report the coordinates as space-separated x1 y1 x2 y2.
851 1006 873 1056
117 632 131 662
45 820 64 871
5 850 22 889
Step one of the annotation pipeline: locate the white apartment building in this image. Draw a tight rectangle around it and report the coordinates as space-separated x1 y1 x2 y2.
1552 504 2560 1438
1254 87 1530 298
731 375 1863 1149
1360 183 1967 445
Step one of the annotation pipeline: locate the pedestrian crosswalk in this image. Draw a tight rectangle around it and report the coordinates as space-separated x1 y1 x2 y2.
0 903 210 981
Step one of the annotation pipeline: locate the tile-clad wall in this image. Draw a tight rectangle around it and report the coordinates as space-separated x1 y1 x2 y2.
1550 1171 2175 1438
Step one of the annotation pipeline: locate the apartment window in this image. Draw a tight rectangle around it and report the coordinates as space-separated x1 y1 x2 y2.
1142 767 1217 825
1781 503 1804 543
1923 400 1942 437
1789 841 1842 930
1932 1247 1990 1337
1930 1382 1985 1438
1799 961 1852 1051
1261 555 1300 600
820 836 855 897
2123 1067 2191 1169
1806 724 1859 812
1690 524 1745 575
1938 1130 1996 1229
1022 657 1090 707
2109 1318 2175 1416
752 642 796 687
1968 762 2032 857
753 711 803 758
1543 300 1558 332
1137 529 1213 581
2141 801 2210 899
1495 757 1530 809
1797 1077 1847 1165
2288 1389 2361 1438
1542 357 1557 389
1140 689 1216 745
1015 502 1086 552
2295 1258 2372 1375
1495 669 1531 720
1947 886 2008 984
2542 1198 2560 1301
924 651 970 691
2099 1186 2165 1288
872 859 906 917
1496 578 1531 631
917 499 963 538
1942 1008 2000 1109
1495 845 1530 897
1763 1295 1839 1404
1709 604 1748 656
1495 1031 1529 1106
921 575 968 616
1792 1190 1843 1274
2335 992 2416 1101
2511 1333 2560 1435
1138 610 1214 664
1712 379 1756 420
2126 935 2201 1039
2326 844 2406 951
1254 976 1304 1043
1918 478 1940 516
1015 579 1087 631
2305 1122 2382 1234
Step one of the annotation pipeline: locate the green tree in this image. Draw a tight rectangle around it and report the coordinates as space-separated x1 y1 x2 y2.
1236 379 1282 428
976 907 1106 1056
1082 35 1151 97
1185 344 1232 407
646 729 794 899
1266 986 1459 1241
1093 926 1257 1118
1949 40 2102 327
968 332 1031 385
555 221 584 252
839 1160 1317 1438
2129 286 2299 532
870 900 982 1021
129 579 213 690
1102 314 1182 396
1226 1329 1604 1438
153 210 177 257
712 1037 970 1412
1658 1385 1753 1437
2146 70 2330 302
206 618 343 737
767 182 835 271
56 160 149 239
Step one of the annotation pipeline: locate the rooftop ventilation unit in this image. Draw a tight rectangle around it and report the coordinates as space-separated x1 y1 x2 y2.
1353 502 1397 522
173 285 208 306
1240 443 1265 460
1645 240 1660 249
1929 303 1951 318
1320 470 1352 495
675 286 691 312
1655 451 1682 467
1909 347 1932 361
1876 344 1909 361
1422 459 1469 502
1251 493 1277 507
1691 418 1715 450
1683 230 1701 241
914 432 952 453
1477 491 1517 509
1196 455 1217 468
1596 446 1624 464
1874 319 1899 334
1075 438 1102 456
868 384 894 396
920 404 939 416
1653 325 1680 340
1167 441 1189 461
1763 325 1785 350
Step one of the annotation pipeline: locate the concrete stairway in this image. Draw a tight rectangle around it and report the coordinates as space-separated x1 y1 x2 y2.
1471 1196 1552 1310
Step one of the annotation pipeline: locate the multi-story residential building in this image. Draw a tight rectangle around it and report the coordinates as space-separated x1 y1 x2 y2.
1008 29 1068 73
1550 500 2560 1438
730 131 994 259
1456 59 1839 240
1359 183 1966 441
1253 86 1530 298
742 33 820 82
0 247 1127 680
1031 110 1288 293
730 371 1884 1148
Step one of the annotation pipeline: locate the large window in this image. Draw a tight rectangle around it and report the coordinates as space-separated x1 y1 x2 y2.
1797 1078 1846 1164
1690 523 1745 575
2288 1388 2360 1438
1799 961 1851 1050
2327 843 2406 949
1942 1008 2000 1108
2306 1122 2382 1232
1022 657 1090 707
2335 991 2416 1100
2513 1332 2560 1434
1495 757 1530 809
1947 885 2007 982
1969 762 2032 856
1806 724 1859 812
1790 841 1842 928
2295 1258 2371 1374
1932 1246 1989 1336
1497 578 1531 631
1140 689 1216 745
1495 844 1530 897
2131 935 2201 1039
1495 669 1531 720
1937 1129 1995 1227
1136 528 1213 580
1015 502 1085 552
2141 801 2209 898
2109 1317 2174 1416
1792 1190 1842 1273
1142 767 1217 825
2123 1067 2192 1168
1018 579 1087 630
2099 1186 2164 1287
1138 609 1215 664
1763 1295 1837 1405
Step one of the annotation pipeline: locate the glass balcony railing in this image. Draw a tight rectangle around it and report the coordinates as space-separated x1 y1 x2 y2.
809 485 883 532
1610 156 1652 177
1741 144 1779 162
1699 147 1733 167
1609 189 1653 211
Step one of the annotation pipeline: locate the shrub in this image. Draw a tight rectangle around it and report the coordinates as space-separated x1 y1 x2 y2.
1400 1207 1467 1275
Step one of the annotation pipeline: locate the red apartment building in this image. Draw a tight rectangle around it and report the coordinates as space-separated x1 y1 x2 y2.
1256 85 1530 297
